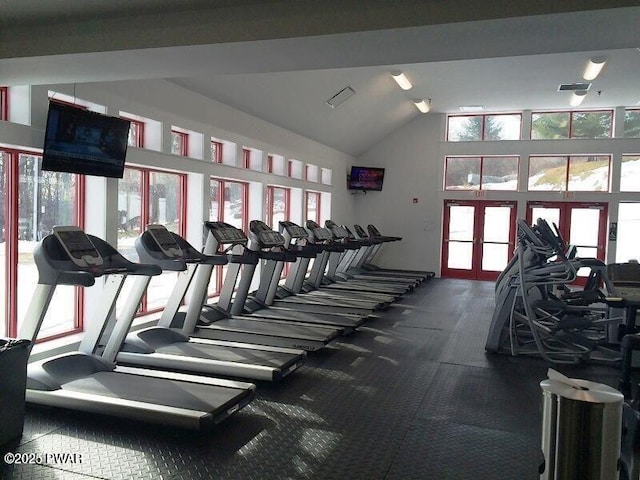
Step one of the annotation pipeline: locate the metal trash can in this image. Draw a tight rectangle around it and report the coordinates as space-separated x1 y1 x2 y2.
0 338 31 449
540 370 623 480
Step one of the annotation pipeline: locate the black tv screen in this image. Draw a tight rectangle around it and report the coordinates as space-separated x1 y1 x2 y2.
42 101 130 179
348 166 385 191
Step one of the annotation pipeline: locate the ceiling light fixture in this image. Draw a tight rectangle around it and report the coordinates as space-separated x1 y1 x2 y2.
583 57 607 81
458 105 485 112
570 90 588 107
391 71 412 90
413 99 430 113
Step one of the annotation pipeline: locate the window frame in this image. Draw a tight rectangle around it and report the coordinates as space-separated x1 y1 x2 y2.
1 147 85 341
527 154 612 192
446 113 522 142
305 191 322 224
530 109 614 139
122 117 145 148
242 148 251 169
444 155 520 191
211 140 223 164
0 87 7 121
171 129 189 157
624 109 640 138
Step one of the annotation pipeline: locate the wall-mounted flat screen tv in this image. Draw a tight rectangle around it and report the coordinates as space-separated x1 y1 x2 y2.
347 166 385 191
42 101 130 179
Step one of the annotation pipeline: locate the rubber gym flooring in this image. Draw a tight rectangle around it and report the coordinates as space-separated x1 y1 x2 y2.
1 278 621 479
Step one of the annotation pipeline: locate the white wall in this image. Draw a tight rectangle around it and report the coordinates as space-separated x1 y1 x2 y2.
355 114 443 272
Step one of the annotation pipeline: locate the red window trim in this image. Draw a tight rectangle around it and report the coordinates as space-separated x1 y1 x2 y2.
530 110 614 139
211 141 223 164
122 117 145 148
287 159 294 178
528 154 611 193
444 155 520 191
0 87 8 121
446 113 522 141
267 154 274 173
171 130 189 157
242 148 251 169
1 148 85 340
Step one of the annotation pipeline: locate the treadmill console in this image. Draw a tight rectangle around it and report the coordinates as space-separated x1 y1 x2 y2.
367 224 382 237
312 227 333 242
329 225 349 239
205 221 248 245
53 226 104 267
146 224 183 258
250 220 285 247
354 225 369 238
279 221 308 239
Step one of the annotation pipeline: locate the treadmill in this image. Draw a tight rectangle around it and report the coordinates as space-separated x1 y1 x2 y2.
320 220 414 295
19 226 255 430
355 224 435 280
111 225 306 382
234 220 369 331
169 221 342 352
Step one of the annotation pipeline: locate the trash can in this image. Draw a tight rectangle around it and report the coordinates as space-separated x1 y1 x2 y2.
0 338 31 449
540 370 623 480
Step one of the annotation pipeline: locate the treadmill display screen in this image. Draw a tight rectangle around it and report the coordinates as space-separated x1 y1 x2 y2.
314 228 333 241
54 228 101 261
287 225 308 238
258 231 284 246
332 226 349 238
147 225 183 257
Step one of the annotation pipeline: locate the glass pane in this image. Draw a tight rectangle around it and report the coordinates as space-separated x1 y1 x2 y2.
0 152 6 337
269 187 289 228
483 207 512 243
481 157 518 190
528 156 567 191
117 168 143 261
617 203 640 263
571 111 612 139
621 155 640 192
530 208 560 233
171 131 185 155
17 154 77 337
447 116 482 141
149 171 181 233
306 192 319 223
209 179 220 220
569 208 600 247
223 182 245 230
448 206 474 241
567 155 609 192
445 157 481 190
531 112 569 139
624 110 640 138
448 242 473 270
211 142 222 163
482 243 509 272
484 114 521 140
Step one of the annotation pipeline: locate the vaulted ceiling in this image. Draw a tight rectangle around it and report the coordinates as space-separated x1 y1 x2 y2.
1 1 639 155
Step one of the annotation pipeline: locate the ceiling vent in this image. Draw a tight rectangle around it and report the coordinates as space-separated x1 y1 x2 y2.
558 83 591 92
326 86 356 109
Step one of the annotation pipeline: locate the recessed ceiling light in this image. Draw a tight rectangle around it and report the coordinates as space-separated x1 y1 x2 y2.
459 105 485 112
570 91 588 107
413 99 430 114
326 86 356 109
583 58 607 81
391 71 413 90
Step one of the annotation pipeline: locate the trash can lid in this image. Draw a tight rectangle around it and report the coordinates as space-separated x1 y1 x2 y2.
541 378 623 404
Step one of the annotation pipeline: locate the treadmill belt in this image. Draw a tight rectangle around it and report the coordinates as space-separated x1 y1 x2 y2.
155 342 298 368
63 371 246 412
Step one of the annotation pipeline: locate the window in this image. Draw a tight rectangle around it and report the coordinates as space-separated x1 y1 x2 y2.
266 186 290 229
242 148 251 169
1 148 83 340
528 155 610 192
266 155 274 173
617 203 640 263
305 191 321 224
0 87 7 121
621 155 640 192
125 118 145 148
444 156 519 190
117 167 186 315
171 129 188 156
624 110 640 138
531 110 613 139
447 114 521 141
211 141 223 163
208 178 248 296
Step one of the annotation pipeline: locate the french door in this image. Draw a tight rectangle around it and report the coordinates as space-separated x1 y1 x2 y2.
441 200 517 280
525 202 608 273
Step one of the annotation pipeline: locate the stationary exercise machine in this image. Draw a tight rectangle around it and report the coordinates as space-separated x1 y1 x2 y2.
19 226 255 429
111 225 306 381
